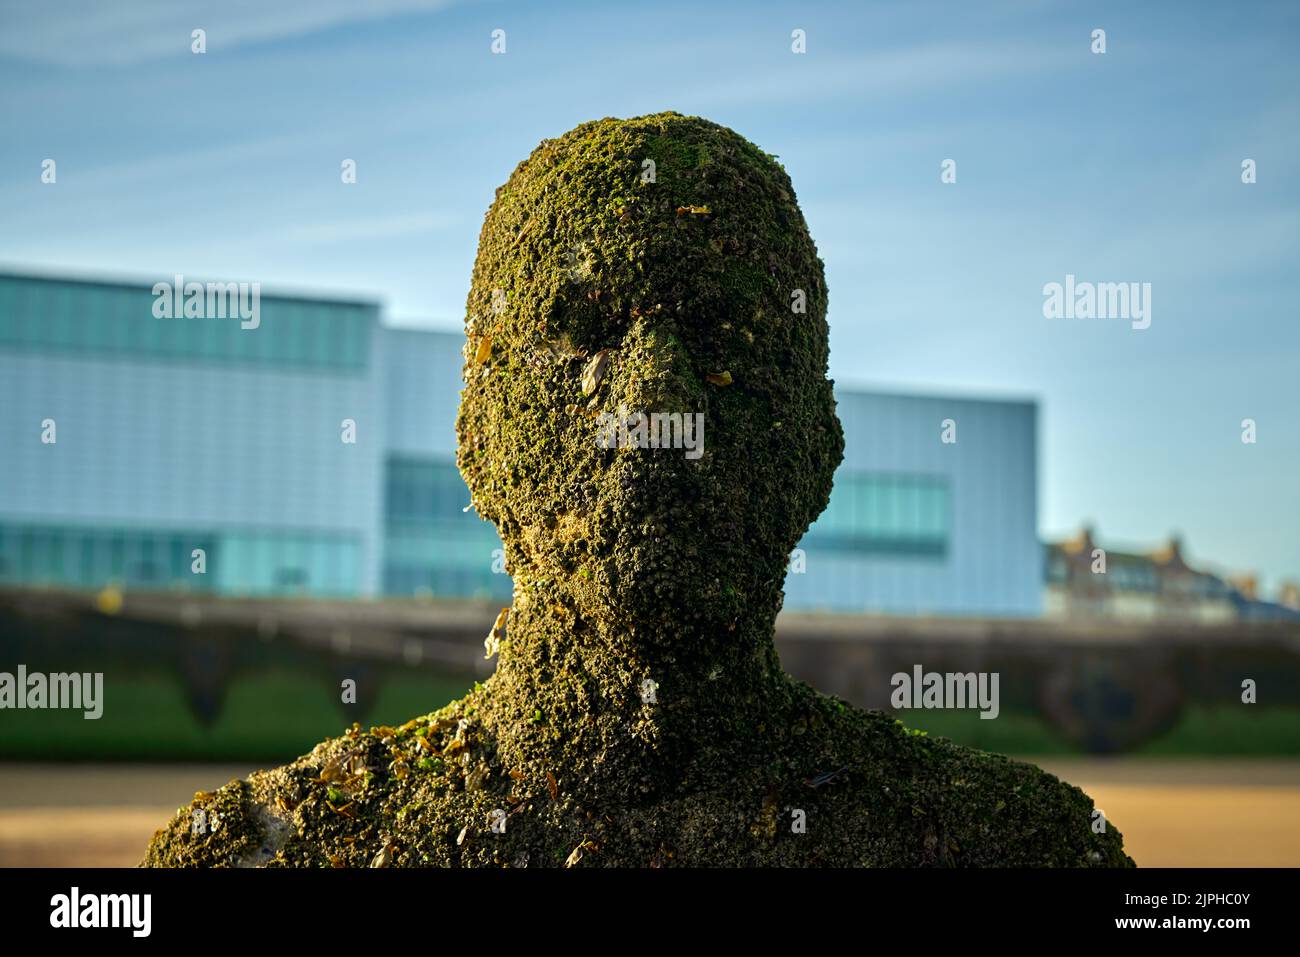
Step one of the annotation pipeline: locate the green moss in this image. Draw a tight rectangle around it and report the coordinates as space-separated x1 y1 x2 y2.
143 113 1132 867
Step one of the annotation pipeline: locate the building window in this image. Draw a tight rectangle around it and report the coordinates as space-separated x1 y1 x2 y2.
802 471 950 558
0 523 221 592
0 274 373 373
382 455 511 599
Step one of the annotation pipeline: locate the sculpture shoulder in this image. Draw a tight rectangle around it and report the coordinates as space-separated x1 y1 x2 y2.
142 695 1134 868
142 712 475 868
797 704 1135 867
142 764 301 868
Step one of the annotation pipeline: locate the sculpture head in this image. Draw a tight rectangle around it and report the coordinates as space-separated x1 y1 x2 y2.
457 113 843 632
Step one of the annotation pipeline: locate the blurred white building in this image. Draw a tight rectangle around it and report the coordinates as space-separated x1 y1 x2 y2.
0 269 1042 616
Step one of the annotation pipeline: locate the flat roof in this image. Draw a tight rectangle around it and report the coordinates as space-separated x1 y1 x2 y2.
0 265 382 311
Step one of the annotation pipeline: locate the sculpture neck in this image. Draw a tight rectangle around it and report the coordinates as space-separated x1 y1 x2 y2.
481 575 791 789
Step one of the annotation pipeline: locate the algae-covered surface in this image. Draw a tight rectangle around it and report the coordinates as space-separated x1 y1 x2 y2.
143 113 1132 867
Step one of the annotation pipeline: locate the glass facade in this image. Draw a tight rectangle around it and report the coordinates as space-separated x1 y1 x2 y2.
803 471 950 558
215 531 362 596
0 273 372 373
0 464 948 597
382 455 511 599
0 522 361 596
1 270 1041 615
0 523 215 591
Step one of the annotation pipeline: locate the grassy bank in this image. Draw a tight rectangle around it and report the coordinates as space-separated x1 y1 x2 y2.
899 705 1300 756
0 669 471 762
3 669 1297 760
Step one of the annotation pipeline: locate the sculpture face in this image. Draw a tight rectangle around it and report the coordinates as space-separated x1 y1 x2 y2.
456 113 843 627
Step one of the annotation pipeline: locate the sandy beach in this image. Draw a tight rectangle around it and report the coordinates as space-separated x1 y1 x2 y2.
1 759 1297 867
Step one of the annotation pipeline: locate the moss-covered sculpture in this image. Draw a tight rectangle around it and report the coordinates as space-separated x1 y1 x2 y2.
144 113 1133 868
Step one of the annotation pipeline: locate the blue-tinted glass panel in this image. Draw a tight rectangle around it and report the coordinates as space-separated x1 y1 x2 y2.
803 471 949 558
0 274 374 373
382 455 511 599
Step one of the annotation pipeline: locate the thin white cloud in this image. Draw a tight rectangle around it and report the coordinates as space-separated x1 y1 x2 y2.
697 41 1087 109
0 0 468 68
276 213 458 244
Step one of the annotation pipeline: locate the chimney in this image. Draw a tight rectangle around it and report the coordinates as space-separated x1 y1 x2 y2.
1230 575 1258 602
1153 533 1186 568
1067 524 1095 555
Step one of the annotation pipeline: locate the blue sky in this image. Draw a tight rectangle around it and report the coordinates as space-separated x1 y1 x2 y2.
2 0 1297 590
